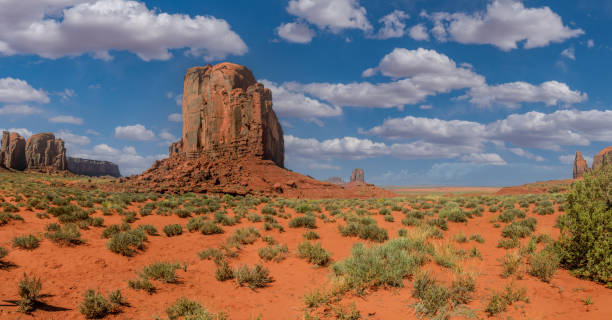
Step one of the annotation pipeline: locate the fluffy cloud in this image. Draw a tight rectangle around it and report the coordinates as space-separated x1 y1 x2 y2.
429 0 583 50
0 78 49 103
467 81 587 108
375 10 409 39
56 129 90 148
276 22 315 44
286 0 372 32
49 115 84 125
285 135 386 160
460 153 507 165
261 80 342 121
71 143 165 175
158 129 177 144
364 109 612 157
0 0 247 61
508 148 545 162
114 124 155 140
0 104 42 115
409 24 429 41
279 48 582 110
168 113 182 122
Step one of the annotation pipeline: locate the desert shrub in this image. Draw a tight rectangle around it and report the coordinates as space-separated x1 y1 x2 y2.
528 246 560 282
450 272 476 305
501 218 537 239
535 205 555 215
215 260 235 281
289 215 317 229
412 271 450 317
383 214 394 222
45 223 84 245
17 273 42 313
79 289 126 319
556 164 612 284
247 213 263 222
198 248 225 261
214 211 238 226
0 246 8 261
498 208 525 223
136 224 158 236
12 234 39 250
303 288 330 308
439 207 467 223
166 297 225 320
122 211 137 223
163 224 183 237
200 221 224 235
398 229 408 237
427 218 448 231
338 217 388 242
141 262 181 283
128 278 155 294
298 241 331 266
102 223 130 238
258 244 288 262
453 232 467 243
227 227 259 247
261 205 277 215
433 243 461 268
234 264 273 289
262 235 276 245
90 217 104 227
501 251 523 278
106 229 147 256
497 237 520 249
469 246 482 259
332 238 427 292
303 230 320 240
186 217 207 232
469 234 484 243
0 212 23 225
485 283 529 316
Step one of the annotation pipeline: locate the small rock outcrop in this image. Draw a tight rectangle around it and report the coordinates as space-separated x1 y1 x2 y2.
173 62 284 167
350 168 365 184
592 146 612 171
67 157 121 177
0 131 26 170
25 133 67 171
573 151 590 179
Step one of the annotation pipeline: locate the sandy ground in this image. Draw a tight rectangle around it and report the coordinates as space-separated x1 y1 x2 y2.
0 188 610 319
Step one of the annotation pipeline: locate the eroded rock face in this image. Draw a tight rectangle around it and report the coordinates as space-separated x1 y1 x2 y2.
326 177 345 185
0 131 26 170
573 151 590 179
593 146 612 171
25 133 66 171
67 157 121 177
350 168 365 183
174 62 284 167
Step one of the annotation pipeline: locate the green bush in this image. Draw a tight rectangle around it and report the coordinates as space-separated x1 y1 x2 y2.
163 224 183 237
303 230 320 240
136 224 159 236
234 264 273 289
17 273 42 313
439 207 467 223
501 218 537 239
215 260 235 281
141 262 181 283
412 271 450 317
200 221 224 235
79 289 126 319
45 223 84 245
497 237 520 249
485 283 529 316
528 246 560 282
186 217 207 232
166 297 225 320
12 234 39 250
106 229 147 256
297 241 331 266
338 217 388 242
258 244 288 262
556 164 612 285
332 238 427 292
227 227 259 247
128 278 155 294
289 215 317 229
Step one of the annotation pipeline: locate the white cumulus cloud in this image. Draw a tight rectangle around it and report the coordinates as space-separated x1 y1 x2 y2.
276 21 315 44
49 115 84 125
114 124 155 140
0 78 49 103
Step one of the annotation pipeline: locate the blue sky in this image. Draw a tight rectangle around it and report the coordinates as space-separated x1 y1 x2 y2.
1 0 611 186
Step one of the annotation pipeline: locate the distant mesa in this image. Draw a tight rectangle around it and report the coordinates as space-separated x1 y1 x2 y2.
130 62 393 198
0 131 121 177
573 146 612 178
326 177 345 185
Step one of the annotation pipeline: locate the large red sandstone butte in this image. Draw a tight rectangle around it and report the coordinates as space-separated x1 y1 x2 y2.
350 168 365 184
572 151 590 179
130 63 394 198
172 63 284 167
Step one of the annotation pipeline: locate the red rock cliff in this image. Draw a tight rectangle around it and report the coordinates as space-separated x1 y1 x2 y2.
0 131 26 170
592 146 612 171
573 151 590 179
175 62 284 167
25 133 67 171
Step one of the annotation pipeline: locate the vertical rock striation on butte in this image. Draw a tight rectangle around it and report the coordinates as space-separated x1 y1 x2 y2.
350 168 365 184
592 146 612 171
573 151 590 179
67 157 121 178
174 62 284 167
